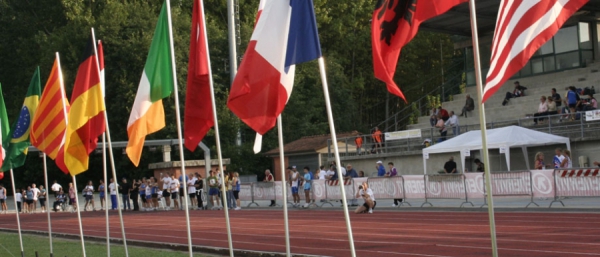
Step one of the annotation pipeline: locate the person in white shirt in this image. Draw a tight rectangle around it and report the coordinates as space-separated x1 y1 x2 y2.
51 181 62 199
534 96 549 125
187 174 198 209
161 173 172 209
318 166 326 180
15 190 23 213
31 183 41 212
108 178 118 210
83 181 95 211
561 149 573 168
0 184 7 213
445 111 460 136
290 167 300 206
355 182 376 214
170 174 180 210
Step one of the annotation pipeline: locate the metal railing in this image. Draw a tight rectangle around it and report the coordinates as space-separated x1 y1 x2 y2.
421 174 473 208
326 112 600 161
550 168 600 207
367 176 411 207
481 171 538 208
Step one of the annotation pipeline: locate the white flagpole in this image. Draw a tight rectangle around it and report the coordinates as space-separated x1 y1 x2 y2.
468 1 498 256
97 38 111 257
317 57 356 257
72 176 86 257
276 116 291 256
9 169 24 257
41 153 54 257
90 28 129 257
165 1 194 256
199 0 235 256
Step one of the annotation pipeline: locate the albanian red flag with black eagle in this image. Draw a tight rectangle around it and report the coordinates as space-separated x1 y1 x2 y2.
372 0 468 102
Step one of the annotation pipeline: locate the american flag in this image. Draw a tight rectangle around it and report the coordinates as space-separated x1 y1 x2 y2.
483 0 588 103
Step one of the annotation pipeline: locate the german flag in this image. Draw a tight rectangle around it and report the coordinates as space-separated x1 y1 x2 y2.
64 36 106 176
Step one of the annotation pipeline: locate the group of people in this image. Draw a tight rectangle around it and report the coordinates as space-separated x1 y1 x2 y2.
532 87 597 124
3 183 50 214
534 148 573 169
206 169 242 211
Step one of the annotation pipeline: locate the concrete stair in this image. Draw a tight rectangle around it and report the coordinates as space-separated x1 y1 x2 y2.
407 63 600 131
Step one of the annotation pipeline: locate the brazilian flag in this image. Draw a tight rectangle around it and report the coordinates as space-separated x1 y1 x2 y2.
1 67 41 171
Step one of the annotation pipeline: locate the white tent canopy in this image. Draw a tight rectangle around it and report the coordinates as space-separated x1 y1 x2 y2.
422 126 571 174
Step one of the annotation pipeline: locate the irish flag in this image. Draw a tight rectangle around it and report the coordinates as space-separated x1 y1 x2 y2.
0 83 9 168
126 1 174 166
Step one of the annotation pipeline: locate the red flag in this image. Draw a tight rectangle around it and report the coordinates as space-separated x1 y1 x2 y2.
483 0 588 102
184 0 214 151
372 0 467 101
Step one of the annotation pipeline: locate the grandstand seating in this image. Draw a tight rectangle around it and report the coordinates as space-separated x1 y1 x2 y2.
407 62 600 131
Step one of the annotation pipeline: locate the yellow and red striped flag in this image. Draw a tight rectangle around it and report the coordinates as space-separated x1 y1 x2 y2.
64 36 106 175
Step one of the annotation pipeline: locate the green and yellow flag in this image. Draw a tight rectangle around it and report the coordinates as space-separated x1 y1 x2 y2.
1 67 41 171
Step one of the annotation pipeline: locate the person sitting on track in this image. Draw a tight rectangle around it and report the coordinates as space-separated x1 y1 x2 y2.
83 180 95 211
53 189 66 212
355 182 376 214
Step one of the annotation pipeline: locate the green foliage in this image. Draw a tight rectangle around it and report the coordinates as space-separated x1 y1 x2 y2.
0 0 460 188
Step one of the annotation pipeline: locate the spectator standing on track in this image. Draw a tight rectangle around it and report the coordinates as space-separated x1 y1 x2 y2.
345 164 359 206
372 127 383 153
194 173 204 210
233 172 241 211
355 136 363 155
130 180 140 211
474 159 485 172
120 178 131 211
109 178 118 210
290 167 300 207
264 169 276 207
38 185 47 213
53 189 65 212
139 178 147 210
15 189 25 213
208 170 222 210
31 183 40 213
98 180 106 211
169 174 180 211
387 162 403 206
83 181 95 211
355 182 375 214
561 149 573 168
0 184 7 214
51 180 62 199
302 167 312 208
554 148 565 169
534 152 547 170
144 178 153 211
68 183 76 212
151 177 160 210
376 161 386 177
188 173 198 210
178 174 189 210
161 173 172 209
225 171 237 210
444 157 457 174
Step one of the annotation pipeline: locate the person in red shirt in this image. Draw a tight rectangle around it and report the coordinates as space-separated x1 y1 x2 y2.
372 127 382 153
438 107 449 122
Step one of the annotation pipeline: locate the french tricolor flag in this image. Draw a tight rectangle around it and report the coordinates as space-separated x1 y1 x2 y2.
227 0 322 136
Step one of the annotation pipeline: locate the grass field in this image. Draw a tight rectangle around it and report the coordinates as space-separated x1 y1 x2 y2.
0 232 215 257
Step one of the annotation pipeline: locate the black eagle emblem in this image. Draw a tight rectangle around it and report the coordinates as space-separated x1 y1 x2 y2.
375 0 417 45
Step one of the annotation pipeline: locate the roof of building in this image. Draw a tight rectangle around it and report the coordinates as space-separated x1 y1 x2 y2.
421 0 600 37
265 131 360 156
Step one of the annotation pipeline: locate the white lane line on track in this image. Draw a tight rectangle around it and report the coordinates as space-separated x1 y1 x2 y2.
436 244 600 256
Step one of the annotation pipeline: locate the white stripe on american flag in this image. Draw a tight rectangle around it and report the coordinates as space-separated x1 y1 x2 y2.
482 0 588 103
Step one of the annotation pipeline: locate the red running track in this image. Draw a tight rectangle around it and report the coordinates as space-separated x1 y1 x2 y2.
1 209 600 256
